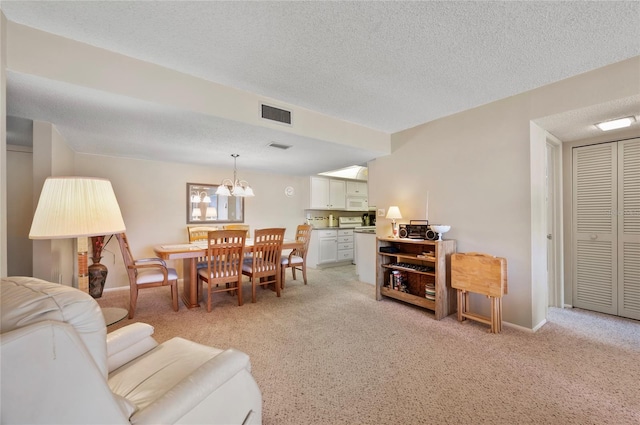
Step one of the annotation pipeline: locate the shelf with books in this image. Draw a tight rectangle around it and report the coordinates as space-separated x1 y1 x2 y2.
376 238 456 320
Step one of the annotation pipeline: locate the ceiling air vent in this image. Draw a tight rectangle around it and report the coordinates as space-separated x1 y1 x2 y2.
261 104 292 125
268 142 292 150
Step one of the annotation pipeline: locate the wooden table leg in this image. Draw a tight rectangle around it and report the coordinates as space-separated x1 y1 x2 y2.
498 297 503 333
489 296 502 333
181 258 201 309
489 297 498 334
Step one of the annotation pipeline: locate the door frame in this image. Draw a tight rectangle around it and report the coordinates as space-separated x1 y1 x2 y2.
546 135 564 308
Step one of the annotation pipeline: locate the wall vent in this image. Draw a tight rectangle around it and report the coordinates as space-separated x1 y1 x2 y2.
268 142 292 150
261 104 292 125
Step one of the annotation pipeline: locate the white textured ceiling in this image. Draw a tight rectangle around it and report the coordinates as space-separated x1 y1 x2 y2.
3 1 640 174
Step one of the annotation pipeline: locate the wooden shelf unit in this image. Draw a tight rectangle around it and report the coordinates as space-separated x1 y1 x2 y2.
376 238 456 320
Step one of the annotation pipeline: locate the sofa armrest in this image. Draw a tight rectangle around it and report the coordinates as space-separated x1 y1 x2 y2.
107 323 158 372
1 321 130 424
132 348 260 425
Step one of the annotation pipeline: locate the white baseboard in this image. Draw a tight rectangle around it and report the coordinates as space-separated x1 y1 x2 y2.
102 278 185 294
102 286 128 293
502 320 547 333
531 319 547 332
563 304 573 309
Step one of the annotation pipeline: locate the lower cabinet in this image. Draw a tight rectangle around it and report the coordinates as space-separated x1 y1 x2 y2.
318 231 338 264
337 229 354 262
355 232 376 285
308 229 354 268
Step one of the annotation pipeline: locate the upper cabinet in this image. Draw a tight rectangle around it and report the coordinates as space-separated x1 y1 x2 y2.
329 179 347 209
309 177 346 209
346 181 368 197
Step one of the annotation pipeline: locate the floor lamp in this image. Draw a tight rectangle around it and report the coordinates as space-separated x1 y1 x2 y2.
29 177 126 292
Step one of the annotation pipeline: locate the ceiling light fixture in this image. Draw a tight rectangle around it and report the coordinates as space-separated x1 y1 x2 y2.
595 116 635 131
190 191 211 203
216 154 255 197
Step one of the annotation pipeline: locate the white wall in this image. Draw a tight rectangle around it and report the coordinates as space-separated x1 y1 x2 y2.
1 12 7 278
369 57 640 329
74 153 309 291
31 121 75 285
370 95 534 327
6 145 33 276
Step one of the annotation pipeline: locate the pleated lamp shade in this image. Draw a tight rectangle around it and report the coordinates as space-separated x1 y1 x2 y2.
29 177 126 239
386 206 403 220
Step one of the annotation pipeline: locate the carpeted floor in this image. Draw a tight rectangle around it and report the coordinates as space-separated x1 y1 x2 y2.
99 265 640 425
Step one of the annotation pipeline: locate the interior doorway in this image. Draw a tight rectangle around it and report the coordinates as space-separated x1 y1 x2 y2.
546 136 563 308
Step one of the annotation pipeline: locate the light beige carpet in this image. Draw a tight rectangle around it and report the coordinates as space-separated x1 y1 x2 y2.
99 266 640 425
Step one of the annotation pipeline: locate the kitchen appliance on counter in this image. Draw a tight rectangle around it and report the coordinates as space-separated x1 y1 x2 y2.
345 197 369 211
338 216 364 228
362 212 376 227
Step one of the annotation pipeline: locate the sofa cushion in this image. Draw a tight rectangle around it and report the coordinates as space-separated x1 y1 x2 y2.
113 393 138 419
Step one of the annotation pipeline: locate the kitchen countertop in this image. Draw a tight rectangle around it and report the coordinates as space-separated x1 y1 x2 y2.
311 226 376 232
354 226 377 234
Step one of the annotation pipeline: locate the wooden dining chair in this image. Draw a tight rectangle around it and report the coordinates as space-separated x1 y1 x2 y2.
242 228 285 303
115 233 179 319
197 230 247 312
223 224 251 238
187 226 219 243
188 226 219 269
281 224 312 288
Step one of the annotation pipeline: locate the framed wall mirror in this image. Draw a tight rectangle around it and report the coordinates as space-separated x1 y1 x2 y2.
187 183 244 224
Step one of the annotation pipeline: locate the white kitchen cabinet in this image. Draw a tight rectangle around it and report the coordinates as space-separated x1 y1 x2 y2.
319 234 338 264
346 181 367 197
309 177 346 210
329 180 346 209
355 231 376 285
308 228 354 268
308 229 338 267
337 229 354 261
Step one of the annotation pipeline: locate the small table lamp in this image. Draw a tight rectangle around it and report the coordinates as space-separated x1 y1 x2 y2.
206 207 218 219
29 177 126 292
386 206 402 238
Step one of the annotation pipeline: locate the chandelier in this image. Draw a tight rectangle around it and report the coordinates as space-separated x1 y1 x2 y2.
190 191 211 203
216 154 255 197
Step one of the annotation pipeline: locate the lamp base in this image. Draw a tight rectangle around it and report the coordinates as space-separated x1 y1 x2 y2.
77 250 89 293
88 258 108 298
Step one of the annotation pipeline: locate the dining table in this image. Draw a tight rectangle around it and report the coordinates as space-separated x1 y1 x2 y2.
154 238 302 309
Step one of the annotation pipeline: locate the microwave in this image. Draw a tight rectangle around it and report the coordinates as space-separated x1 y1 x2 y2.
345 197 369 211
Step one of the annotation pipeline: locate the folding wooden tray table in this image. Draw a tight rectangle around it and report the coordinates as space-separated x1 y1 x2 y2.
451 252 507 333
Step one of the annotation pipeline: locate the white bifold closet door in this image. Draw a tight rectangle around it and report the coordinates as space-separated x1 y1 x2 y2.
572 138 640 320
618 139 640 320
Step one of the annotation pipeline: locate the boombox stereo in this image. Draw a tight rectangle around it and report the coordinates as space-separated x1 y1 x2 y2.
398 220 438 240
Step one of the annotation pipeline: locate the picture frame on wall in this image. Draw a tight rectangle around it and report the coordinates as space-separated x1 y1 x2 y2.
186 182 244 224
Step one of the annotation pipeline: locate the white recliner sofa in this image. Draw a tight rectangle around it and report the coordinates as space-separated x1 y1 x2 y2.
0 276 262 424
